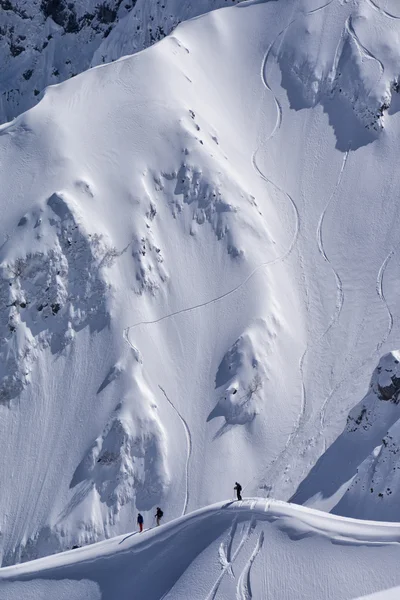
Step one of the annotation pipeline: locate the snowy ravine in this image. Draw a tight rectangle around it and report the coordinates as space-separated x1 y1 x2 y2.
2 0 400 573
0 0 241 124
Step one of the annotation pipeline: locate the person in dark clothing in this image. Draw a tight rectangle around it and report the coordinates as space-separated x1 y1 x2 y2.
234 482 242 501
137 513 144 532
155 507 163 526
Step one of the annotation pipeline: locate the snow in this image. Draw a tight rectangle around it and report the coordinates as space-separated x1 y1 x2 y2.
2 0 400 595
3 499 400 599
0 0 242 125
293 351 400 513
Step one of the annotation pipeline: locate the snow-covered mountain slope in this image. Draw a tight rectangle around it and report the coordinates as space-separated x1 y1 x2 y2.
0 0 241 124
2 0 400 569
292 351 400 513
356 589 400 600
2 499 400 600
332 351 400 521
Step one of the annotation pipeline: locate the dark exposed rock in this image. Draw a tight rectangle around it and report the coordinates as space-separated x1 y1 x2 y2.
378 375 400 403
97 3 118 24
41 0 67 27
9 41 25 56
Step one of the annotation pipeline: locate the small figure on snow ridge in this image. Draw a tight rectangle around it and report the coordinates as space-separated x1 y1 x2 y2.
137 512 144 533
234 482 242 501
155 507 164 526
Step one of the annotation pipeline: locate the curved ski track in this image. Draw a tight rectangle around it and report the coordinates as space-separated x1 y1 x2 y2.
316 149 349 350
346 15 384 75
244 0 336 497
345 15 384 98
375 249 395 354
317 16 392 443
206 519 256 600
159 385 192 516
236 531 265 600
366 0 400 20
319 245 395 442
123 0 337 501
262 147 350 495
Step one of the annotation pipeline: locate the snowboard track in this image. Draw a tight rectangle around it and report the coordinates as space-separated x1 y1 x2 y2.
159 384 192 516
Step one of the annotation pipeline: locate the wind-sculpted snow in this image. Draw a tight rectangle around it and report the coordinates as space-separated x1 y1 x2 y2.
2 500 400 600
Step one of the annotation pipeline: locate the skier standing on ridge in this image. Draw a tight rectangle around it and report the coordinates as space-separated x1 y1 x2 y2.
137 513 144 533
155 507 164 526
234 482 242 501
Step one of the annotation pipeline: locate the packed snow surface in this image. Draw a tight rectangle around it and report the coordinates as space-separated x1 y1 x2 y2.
2 0 400 580
2 499 400 599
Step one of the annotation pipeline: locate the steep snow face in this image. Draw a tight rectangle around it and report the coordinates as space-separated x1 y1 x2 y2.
0 0 304 564
292 352 400 513
0 0 241 124
91 0 243 66
332 352 400 521
2 500 400 600
0 0 130 123
271 0 400 148
2 0 400 567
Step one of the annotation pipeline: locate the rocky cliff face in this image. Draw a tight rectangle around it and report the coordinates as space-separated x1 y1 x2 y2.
333 352 400 521
292 352 400 518
0 0 241 124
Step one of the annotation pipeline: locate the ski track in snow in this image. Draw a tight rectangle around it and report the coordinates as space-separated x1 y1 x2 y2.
158 385 192 516
315 16 392 443
315 150 353 435
319 244 396 444
226 518 238 565
346 15 384 75
346 15 385 97
244 0 336 498
122 186 299 341
236 531 265 600
123 0 337 503
366 0 400 20
206 519 256 600
315 149 349 349
375 249 395 353
218 518 237 576
123 5 344 347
